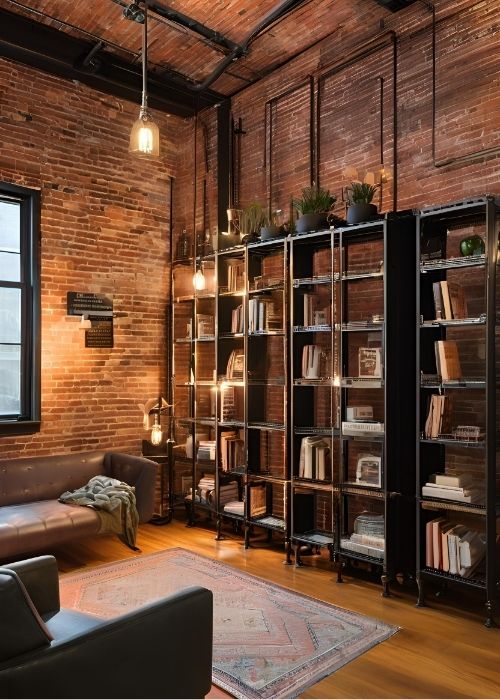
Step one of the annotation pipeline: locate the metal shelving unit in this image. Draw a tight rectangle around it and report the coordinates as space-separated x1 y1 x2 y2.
415 195 500 626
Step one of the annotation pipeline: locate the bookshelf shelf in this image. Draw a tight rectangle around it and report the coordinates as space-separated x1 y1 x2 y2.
342 271 384 281
342 323 384 332
293 325 332 333
248 330 285 337
341 377 384 388
341 484 385 498
420 316 486 328
248 284 284 294
294 426 339 436
416 195 499 626
293 530 334 546
293 275 334 287
293 479 334 491
247 421 286 432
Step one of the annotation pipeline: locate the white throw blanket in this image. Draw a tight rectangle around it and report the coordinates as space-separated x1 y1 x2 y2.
59 475 139 549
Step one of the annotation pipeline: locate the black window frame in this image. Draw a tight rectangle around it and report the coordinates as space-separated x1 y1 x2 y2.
0 182 41 435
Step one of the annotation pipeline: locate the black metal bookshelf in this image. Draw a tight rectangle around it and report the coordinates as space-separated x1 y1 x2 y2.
415 195 500 626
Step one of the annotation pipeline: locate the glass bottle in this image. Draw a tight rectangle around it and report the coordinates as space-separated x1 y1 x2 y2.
176 229 192 261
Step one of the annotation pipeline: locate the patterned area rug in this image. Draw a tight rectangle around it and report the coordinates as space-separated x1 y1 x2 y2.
60 548 397 699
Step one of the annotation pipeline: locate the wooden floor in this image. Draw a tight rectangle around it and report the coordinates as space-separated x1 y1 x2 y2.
50 517 500 699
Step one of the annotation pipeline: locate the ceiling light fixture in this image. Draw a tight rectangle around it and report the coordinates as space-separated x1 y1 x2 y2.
129 0 160 157
123 2 145 23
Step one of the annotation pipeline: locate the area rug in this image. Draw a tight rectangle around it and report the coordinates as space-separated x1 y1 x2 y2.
59 548 397 699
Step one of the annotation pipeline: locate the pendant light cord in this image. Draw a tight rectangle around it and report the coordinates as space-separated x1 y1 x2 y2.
142 0 148 111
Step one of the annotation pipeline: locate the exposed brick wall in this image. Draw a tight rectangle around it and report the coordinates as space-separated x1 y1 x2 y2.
0 57 180 460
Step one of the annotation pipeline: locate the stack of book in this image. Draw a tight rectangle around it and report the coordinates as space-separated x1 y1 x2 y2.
220 385 236 422
425 516 486 577
342 421 384 437
422 472 484 504
424 394 452 438
298 436 331 480
231 305 244 333
185 475 215 505
341 513 385 559
432 280 468 320
248 298 281 332
302 345 322 379
224 500 245 516
220 430 245 471
197 440 216 461
435 340 462 381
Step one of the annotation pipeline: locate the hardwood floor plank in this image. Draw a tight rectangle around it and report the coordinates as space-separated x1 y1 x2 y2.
42 519 500 699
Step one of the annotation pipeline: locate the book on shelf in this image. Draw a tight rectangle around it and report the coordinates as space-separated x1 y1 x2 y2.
248 298 281 332
435 340 462 381
248 483 267 517
220 429 245 472
423 394 452 438
432 281 468 321
358 347 382 378
342 421 384 437
433 472 474 488
298 436 331 480
197 314 214 338
197 440 216 461
425 519 486 577
231 305 244 334
224 500 244 516
226 349 244 379
303 294 331 327
226 259 245 293
421 484 484 504
220 384 236 422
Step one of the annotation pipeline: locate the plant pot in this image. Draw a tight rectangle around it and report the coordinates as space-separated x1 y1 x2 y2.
260 225 281 241
295 212 328 234
346 203 378 225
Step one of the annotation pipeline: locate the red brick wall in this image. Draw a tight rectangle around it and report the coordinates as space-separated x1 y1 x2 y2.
0 57 181 459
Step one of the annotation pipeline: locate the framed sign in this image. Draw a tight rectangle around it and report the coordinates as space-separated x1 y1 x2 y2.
67 292 113 317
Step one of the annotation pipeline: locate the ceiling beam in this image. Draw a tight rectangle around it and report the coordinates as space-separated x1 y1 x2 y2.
371 0 418 12
0 7 223 117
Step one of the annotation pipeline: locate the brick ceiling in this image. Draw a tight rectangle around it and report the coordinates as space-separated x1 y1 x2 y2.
0 0 416 110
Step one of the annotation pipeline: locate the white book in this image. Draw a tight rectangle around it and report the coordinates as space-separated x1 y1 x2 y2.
421 485 483 503
434 472 473 488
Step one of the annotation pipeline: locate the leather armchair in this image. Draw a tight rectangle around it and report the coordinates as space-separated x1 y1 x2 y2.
0 556 213 699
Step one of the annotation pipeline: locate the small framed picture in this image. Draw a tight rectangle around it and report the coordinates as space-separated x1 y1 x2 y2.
358 347 382 378
356 454 382 487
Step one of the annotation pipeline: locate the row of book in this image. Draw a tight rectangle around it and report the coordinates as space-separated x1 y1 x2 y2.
185 476 240 507
424 394 451 438
298 436 331 480
197 313 214 338
432 280 468 320
248 298 281 332
227 259 245 293
422 472 484 505
226 349 244 379
425 517 486 577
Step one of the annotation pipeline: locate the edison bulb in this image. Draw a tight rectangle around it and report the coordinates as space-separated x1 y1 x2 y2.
150 421 162 446
193 269 206 291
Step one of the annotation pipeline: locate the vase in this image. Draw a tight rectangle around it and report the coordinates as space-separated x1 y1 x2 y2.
346 203 378 225
295 213 328 234
260 225 281 241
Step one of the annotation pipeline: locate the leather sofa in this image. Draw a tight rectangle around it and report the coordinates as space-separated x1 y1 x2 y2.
0 555 213 699
0 451 157 561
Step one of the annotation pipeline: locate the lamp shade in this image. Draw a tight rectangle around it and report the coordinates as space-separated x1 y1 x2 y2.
129 109 160 157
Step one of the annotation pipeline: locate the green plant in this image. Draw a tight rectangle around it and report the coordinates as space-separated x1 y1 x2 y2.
292 185 336 215
346 181 378 205
239 202 267 235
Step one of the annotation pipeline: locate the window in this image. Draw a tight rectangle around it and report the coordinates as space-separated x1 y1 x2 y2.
0 182 40 434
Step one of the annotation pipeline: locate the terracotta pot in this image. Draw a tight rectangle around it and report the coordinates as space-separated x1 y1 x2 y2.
295 212 328 234
346 203 378 225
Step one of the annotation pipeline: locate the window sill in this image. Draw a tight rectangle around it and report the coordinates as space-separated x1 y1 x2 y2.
0 420 41 436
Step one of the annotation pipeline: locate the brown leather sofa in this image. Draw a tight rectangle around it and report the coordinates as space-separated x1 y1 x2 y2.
0 451 157 561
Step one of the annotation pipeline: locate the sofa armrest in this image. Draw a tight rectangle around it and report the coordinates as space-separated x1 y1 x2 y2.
104 452 157 522
4 556 60 618
0 586 213 699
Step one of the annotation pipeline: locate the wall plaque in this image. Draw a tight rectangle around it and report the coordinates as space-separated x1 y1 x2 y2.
85 316 114 348
67 292 113 317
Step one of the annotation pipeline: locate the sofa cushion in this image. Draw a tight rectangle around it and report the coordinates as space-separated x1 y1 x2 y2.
0 500 101 559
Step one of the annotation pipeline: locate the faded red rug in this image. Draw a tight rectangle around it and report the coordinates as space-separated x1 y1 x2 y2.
60 548 397 699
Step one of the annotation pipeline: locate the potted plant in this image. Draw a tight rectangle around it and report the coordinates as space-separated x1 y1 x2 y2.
260 209 284 241
292 185 336 234
345 182 379 225
239 202 267 243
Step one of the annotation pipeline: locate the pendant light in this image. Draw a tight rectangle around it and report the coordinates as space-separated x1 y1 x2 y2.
129 0 160 157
